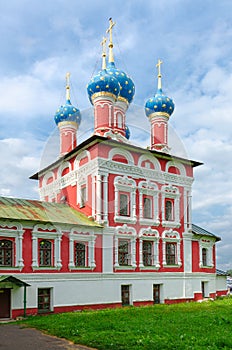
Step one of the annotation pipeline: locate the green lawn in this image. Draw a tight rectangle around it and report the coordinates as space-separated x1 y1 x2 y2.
20 297 232 350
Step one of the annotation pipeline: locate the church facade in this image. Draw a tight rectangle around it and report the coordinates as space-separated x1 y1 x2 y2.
0 19 227 319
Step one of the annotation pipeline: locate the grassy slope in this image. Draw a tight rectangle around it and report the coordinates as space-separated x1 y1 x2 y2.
20 297 232 350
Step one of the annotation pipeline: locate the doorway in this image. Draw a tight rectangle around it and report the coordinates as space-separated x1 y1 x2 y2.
121 285 130 306
153 284 160 304
0 289 11 318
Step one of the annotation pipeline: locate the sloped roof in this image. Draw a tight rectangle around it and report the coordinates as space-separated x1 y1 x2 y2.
216 269 227 276
0 196 101 227
0 275 30 286
192 223 221 242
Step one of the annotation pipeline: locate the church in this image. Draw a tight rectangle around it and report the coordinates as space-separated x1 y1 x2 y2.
0 19 227 319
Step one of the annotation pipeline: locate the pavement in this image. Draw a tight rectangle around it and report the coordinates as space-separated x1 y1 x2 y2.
0 323 96 350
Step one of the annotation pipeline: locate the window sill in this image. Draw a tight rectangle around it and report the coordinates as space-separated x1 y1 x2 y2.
68 266 95 271
0 266 23 270
114 265 136 271
139 265 160 270
139 219 160 226
163 264 182 268
114 215 137 224
162 221 181 228
32 266 62 271
199 265 214 269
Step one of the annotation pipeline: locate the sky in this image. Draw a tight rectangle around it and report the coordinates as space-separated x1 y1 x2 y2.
0 0 232 271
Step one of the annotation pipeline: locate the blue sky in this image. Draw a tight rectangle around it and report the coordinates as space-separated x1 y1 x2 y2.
0 0 232 270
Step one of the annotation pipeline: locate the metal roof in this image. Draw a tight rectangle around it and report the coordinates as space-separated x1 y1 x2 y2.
0 196 101 227
0 275 30 286
216 269 227 276
192 223 221 241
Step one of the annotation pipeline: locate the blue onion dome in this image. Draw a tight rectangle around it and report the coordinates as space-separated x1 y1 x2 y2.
106 62 135 104
125 125 130 139
87 69 120 105
145 88 175 118
145 60 174 118
54 99 81 126
54 73 81 126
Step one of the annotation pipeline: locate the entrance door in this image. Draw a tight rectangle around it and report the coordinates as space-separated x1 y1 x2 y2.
121 285 130 306
153 284 160 304
201 282 206 298
0 289 11 318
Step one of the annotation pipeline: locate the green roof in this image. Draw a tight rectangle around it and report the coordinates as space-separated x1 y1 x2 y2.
192 223 221 241
0 196 101 227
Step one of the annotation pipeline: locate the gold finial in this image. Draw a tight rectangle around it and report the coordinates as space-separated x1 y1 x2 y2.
66 72 71 101
101 36 107 70
106 17 116 63
156 59 163 90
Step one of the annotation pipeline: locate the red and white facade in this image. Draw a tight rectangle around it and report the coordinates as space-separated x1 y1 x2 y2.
0 25 227 319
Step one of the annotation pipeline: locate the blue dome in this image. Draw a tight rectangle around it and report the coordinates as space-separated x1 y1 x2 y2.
106 62 135 104
125 125 130 139
145 88 174 118
87 69 120 104
54 100 81 126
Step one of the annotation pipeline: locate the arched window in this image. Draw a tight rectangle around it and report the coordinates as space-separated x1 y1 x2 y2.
143 241 152 266
39 240 52 266
0 240 13 266
75 242 86 267
202 248 207 266
165 200 173 221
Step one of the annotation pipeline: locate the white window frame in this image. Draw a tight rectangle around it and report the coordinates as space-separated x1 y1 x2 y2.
162 229 182 267
199 237 214 268
139 227 160 269
161 185 180 228
114 176 136 224
138 181 159 225
114 225 136 269
0 221 24 270
68 229 96 270
32 224 62 270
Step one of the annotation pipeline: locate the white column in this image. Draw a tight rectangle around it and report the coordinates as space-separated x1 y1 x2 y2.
162 241 166 265
187 190 192 229
103 174 108 224
17 231 24 268
32 234 38 268
92 175 96 219
89 237 96 268
96 174 102 222
177 241 181 266
131 239 136 267
55 235 62 269
68 236 74 269
154 240 160 267
114 236 119 267
139 238 144 268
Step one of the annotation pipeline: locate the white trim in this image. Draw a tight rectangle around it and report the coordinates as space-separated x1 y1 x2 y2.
165 161 186 177
139 227 160 269
162 229 182 267
199 237 214 268
138 181 159 225
0 221 24 269
68 229 96 270
57 161 72 178
161 184 180 228
114 225 136 269
109 148 134 165
114 176 136 224
32 224 62 270
137 154 161 171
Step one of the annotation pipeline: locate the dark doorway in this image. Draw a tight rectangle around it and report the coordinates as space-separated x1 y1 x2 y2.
0 289 11 318
121 285 130 306
153 284 160 304
201 282 206 298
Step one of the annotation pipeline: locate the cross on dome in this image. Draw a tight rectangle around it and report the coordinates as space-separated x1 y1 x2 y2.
101 37 107 70
106 17 116 63
156 59 163 90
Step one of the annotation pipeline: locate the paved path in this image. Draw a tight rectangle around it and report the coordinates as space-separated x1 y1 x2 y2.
0 324 96 350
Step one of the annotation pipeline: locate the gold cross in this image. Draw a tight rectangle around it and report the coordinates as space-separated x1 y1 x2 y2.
66 72 71 86
156 59 163 77
106 17 116 44
101 36 107 55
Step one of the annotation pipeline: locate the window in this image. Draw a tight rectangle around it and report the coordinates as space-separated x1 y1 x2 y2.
165 200 173 221
39 240 52 266
118 240 130 266
0 240 13 266
119 194 129 216
143 197 152 219
80 185 87 208
202 248 207 266
143 241 152 266
166 242 176 265
121 285 131 306
75 242 86 267
38 288 51 313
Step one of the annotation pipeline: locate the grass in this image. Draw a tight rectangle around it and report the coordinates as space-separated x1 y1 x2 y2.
18 297 232 350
